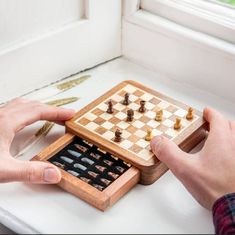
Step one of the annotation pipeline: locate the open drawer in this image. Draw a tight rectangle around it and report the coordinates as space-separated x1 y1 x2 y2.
32 133 140 211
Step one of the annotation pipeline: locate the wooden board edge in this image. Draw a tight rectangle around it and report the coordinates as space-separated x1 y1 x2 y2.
59 170 109 211
103 166 140 207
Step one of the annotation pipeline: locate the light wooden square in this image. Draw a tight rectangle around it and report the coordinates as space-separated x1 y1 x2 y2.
86 122 99 131
140 93 154 101
116 121 130 129
129 95 139 102
115 111 127 120
122 130 132 139
120 140 133 149
174 109 187 117
136 139 149 148
129 102 139 110
163 110 173 118
101 121 115 129
132 120 145 128
124 84 137 93
162 119 174 127
139 149 153 161
158 101 170 109
100 113 113 121
144 111 156 119
134 129 146 138
84 113 97 121
111 94 123 102
98 103 108 111
103 131 114 140
114 103 126 111
165 129 179 138
147 120 160 128
145 102 155 110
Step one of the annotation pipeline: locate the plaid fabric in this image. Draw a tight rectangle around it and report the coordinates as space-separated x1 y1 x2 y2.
213 193 235 235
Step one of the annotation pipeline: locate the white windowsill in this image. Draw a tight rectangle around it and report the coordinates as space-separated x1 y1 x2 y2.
0 58 234 234
125 9 235 57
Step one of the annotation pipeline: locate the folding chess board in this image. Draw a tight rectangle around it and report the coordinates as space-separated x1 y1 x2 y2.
33 80 207 211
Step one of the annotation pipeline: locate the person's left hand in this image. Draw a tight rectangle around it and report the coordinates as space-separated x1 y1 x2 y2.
0 98 75 184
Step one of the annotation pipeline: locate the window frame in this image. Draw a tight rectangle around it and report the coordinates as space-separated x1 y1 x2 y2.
140 0 235 44
122 0 235 102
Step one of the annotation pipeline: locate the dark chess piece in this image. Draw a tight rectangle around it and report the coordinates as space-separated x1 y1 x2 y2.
126 109 134 122
107 100 113 114
114 129 122 142
139 100 146 113
122 93 130 105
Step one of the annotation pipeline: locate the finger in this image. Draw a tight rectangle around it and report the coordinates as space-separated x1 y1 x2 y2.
0 159 61 184
150 136 191 176
203 107 229 134
26 104 75 124
13 104 75 132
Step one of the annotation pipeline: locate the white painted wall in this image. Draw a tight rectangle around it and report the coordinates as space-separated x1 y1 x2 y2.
0 0 121 102
0 0 84 50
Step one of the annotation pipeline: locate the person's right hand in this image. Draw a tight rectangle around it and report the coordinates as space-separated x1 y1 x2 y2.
150 107 235 210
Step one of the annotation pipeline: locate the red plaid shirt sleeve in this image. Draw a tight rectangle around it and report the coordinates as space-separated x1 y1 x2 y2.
213 193 235 235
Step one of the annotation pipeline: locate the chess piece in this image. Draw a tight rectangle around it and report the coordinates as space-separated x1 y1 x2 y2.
123 93 130 105
155 109 163 122
107 100 113 114
145 129 153 141
126 109 134 122
139 100 146 113
174 118 181 130
114 129 122 142
186 107 194 120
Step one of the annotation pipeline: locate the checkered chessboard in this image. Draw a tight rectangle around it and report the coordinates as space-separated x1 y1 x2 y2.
75 84 199 161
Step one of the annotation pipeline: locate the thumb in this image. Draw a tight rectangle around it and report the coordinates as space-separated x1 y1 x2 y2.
150 136 190 175
2 159 61 184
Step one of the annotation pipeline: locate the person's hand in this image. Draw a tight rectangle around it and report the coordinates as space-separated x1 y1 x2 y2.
151 107 235 210
0 98 75 184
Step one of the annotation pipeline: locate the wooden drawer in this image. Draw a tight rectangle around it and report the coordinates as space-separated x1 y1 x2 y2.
32 133 140 211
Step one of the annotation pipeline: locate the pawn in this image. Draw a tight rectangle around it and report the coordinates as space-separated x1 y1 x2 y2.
139 100 146 113
155 109 163 122
174 118 181 130
186 107 194 120
123 93 130 105
126 109 134 122
145 129 153 141
114 129 122 142
107 100 113 114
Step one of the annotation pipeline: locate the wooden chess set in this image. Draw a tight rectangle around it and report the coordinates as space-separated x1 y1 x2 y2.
32 80 207 211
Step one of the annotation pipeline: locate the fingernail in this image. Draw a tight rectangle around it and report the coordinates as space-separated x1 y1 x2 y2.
43 168 60 183
150 136 162 154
